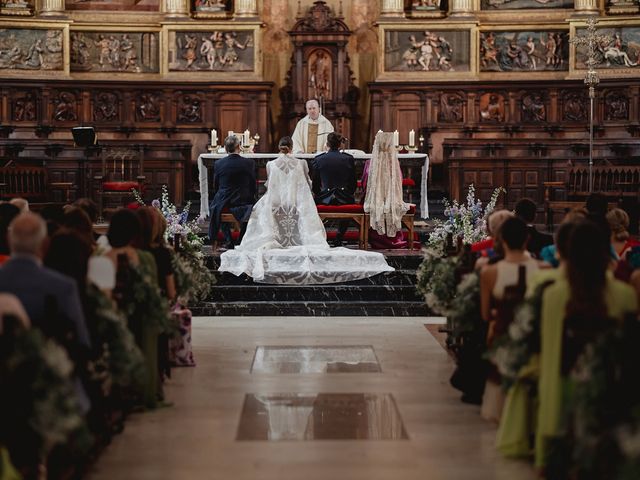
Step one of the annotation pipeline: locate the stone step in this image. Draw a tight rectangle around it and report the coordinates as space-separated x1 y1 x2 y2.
205 284 423 303
190 300 428 317
210 269 418 286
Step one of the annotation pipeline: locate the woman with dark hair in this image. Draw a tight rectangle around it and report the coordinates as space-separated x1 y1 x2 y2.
61 207 95 247
535 220 637 470
106 208 169 409
219 136 392 284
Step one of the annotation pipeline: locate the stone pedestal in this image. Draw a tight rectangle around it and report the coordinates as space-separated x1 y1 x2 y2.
573 0 599 14
380 0 404 17
164 0 190 18
449 0 475 16
235 0 258 17
38 0 65 16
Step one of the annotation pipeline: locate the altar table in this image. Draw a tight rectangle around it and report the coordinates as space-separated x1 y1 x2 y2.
197 152 429 220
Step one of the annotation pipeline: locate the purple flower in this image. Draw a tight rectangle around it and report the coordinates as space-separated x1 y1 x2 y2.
151 199 161 209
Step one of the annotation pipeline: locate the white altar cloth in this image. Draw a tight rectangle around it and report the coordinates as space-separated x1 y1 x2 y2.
197 152 429 220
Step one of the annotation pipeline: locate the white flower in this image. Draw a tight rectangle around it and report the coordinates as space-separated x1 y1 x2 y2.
40 340 74 377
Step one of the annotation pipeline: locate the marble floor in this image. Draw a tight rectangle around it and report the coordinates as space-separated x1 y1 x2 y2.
87 316 535 480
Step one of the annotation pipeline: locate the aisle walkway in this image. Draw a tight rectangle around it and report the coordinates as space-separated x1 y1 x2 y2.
87 317 535 480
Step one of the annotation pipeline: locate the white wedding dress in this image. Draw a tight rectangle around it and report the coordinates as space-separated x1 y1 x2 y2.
219 153 393 284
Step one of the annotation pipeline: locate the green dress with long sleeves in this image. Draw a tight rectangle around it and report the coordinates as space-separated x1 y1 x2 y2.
534 272 637 468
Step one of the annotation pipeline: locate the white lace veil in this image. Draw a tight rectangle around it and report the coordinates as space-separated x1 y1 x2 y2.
364 132 409 237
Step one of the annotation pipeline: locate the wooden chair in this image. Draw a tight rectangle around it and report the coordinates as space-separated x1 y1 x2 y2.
363 204 416 251
95 146 145 217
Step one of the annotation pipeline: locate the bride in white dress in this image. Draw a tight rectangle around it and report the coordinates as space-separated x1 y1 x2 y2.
219 136 393 284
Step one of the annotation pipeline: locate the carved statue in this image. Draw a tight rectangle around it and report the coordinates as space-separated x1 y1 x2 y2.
182 34 198 69
563 92 587 122
309 50 331 100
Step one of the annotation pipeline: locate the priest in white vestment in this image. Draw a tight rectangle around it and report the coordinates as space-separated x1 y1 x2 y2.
291 99 334 154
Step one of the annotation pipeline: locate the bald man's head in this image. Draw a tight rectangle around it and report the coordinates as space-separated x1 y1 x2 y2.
8 212 47 256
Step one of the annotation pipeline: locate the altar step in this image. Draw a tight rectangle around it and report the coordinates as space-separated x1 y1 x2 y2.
190 251 428 317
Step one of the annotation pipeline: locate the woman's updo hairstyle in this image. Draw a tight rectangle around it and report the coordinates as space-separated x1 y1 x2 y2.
606 208 630 242
278 136 293 154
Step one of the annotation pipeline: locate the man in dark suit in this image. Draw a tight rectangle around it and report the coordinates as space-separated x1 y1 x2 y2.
514 198 553 258
208 135 256 249
311 132 356 246
0 212 91 412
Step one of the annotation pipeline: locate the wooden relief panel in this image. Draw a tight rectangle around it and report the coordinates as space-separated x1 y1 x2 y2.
176 92 204 124
70 31 159 73
383 29 472 74
561 90 588 122
65 0 159 12
481 0 573 9
12 90 38 122
603 90 629 121
438 92 465 122
480 31 569 72
167 30 255 72
0 28 63 71
0 0 33 16
92 91 121 122
51 90 79 123
135 91 161 122
575 27 640 72
520 91 547 122
479 93 505 122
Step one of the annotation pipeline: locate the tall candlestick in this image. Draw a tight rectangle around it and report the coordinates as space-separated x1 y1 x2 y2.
393 130 399 147
409 129 415 148
211 129 217 146
243 129 250 147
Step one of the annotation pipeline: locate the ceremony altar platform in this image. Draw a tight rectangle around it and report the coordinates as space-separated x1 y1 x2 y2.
197 152 430 220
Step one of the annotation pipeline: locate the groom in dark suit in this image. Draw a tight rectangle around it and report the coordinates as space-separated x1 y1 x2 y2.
208 135 256 249
312 132 356 246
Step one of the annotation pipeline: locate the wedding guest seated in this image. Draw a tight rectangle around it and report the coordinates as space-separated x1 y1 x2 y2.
474 209 514 270
0 202 20 266
539 208 587 268
0 212 91 412
514 198 552 258
480 216 541 423
9 197 29 213
535 220 637 471
107 208 167 408
208 135 256 250
312 133 356 246
607 208 639 258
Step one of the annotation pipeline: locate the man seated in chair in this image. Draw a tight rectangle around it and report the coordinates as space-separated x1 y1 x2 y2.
311 132 356 247
208 135 256 250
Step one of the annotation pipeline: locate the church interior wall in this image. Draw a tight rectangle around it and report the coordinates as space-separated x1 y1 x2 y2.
0 0 639 205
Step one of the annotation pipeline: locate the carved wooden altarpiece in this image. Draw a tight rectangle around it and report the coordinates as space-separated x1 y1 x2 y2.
280 0 358 147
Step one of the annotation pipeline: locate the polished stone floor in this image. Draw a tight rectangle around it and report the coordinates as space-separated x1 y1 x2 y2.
87 316 535 480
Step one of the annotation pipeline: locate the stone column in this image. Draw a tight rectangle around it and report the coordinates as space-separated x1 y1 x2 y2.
164 0 190 18
573 0 599 14
449 0 474 16
380 0 404 17
235 0 258 17
38 0 65 16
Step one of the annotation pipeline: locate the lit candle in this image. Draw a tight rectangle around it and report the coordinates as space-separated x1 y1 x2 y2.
211 129 217 146
243 129 250 147
409 129 415 148
393 130 399 147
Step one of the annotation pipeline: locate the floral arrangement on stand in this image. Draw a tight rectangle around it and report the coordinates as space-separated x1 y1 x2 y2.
417 184 504 316
427 184 505 255
134 186 214 304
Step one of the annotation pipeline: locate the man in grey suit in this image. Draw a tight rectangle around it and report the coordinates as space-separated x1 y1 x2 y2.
0 212 91 411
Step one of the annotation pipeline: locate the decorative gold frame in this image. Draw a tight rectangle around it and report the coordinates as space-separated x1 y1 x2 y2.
68 24 162 81
377 22 478 82
569 17 640 80
477 24 570 81
161 22 261 82
0 18 70 78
